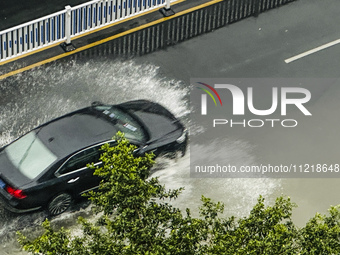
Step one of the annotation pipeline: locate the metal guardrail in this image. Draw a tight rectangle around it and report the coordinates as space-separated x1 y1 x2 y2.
0 0 175 62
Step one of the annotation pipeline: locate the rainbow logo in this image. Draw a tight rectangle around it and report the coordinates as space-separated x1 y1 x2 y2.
196 82 223 107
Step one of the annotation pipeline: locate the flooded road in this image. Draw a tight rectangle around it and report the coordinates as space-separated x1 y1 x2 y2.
1 0 340 253
0 58 282 254
0 59 191 254
1 56 337 254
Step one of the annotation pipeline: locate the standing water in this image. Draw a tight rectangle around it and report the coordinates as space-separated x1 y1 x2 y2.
0 58 281 254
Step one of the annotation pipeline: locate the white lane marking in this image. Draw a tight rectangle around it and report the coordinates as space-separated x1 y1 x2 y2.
285 38 340 64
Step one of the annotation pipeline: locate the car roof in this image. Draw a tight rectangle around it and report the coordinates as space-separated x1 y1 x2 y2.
31 100 181 160
36 109 117 159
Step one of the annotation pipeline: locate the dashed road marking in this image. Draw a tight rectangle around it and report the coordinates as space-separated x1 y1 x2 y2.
285 38 340 63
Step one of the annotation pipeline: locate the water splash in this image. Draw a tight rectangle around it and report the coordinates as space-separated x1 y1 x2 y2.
0 59 189 147
0 58 190 254
0 58 281 254
154 141 282 218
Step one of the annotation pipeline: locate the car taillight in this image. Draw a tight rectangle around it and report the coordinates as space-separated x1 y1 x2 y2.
6 186 27 199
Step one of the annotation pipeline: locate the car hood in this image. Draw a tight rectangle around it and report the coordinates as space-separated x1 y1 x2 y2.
134 111 181 142
0 150 32 188
119 100 183 143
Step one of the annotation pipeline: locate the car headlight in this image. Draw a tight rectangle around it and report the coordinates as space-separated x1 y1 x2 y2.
176 128 187 143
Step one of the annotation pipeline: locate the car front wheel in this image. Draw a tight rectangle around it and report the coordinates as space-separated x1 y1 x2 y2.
47 193 72 216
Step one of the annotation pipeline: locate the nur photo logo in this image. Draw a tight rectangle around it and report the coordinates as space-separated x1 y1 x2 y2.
190 78 338 178
195 82 312 128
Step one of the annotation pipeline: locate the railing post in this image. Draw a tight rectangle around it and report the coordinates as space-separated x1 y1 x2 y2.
159 0 175 17
166 0 170 9
60 5 76 52
65 5 72 44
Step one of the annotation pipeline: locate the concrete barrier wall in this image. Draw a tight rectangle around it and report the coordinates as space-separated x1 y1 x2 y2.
73 0 296 58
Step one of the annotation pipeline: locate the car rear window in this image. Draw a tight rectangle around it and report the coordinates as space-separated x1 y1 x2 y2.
5 131 57 179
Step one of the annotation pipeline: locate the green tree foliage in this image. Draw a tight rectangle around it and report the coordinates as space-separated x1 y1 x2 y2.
298 205 340 254
17 132 340 254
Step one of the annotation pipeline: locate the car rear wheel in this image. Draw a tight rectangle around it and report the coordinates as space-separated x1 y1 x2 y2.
47 193 72 216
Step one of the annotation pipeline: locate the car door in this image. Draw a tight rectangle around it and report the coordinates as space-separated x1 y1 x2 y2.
55 145 103 197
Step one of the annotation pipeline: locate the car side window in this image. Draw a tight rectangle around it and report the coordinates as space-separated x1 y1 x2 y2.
58 147 102 175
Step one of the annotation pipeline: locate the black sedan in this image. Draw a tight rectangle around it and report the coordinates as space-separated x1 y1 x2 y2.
0 100 187 215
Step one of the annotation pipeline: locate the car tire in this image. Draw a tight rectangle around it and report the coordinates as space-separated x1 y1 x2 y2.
47 193 72 216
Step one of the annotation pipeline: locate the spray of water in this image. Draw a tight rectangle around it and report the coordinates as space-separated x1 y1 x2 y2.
154 140 282 218
0 59 189 146
0 58 281 254
0 58 190 253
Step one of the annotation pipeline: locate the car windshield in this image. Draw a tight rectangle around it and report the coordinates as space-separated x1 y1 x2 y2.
94 105 146 142
5 131 57 179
